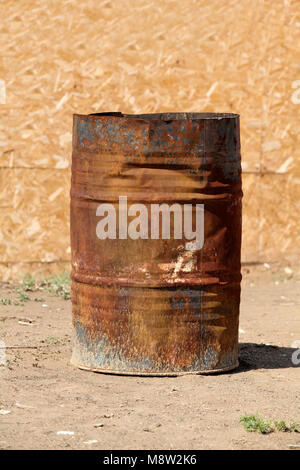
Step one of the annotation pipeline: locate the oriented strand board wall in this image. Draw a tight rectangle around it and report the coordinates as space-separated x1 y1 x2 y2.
0 0 299 280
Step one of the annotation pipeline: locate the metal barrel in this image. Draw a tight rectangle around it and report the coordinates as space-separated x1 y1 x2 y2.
70 112 242 375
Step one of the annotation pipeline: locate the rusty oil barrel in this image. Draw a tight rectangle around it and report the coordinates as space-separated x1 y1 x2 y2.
70 112 242 375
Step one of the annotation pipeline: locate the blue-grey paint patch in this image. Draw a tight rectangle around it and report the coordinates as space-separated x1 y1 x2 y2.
191 345 219 370
77 119 97 147
169 288 202 314
72 321 155 372
148 121 205 159
71 320 236 374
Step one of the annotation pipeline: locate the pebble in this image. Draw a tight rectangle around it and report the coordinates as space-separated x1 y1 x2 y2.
15 402 35 409
84 440 98 445
57 431 74 436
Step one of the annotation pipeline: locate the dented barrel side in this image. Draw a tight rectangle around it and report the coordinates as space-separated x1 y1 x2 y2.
70 112 242 375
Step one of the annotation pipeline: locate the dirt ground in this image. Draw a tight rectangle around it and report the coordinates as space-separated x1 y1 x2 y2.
0 263 299 450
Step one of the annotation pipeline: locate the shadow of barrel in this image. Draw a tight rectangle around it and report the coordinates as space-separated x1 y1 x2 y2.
236 342 300 372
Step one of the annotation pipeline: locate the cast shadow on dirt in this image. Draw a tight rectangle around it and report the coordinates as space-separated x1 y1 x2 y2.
235 342 300 373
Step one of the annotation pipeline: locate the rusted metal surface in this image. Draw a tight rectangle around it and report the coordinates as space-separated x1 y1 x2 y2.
70 112 242 375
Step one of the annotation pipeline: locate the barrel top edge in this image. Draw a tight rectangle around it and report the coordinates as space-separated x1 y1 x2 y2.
73 112 240 122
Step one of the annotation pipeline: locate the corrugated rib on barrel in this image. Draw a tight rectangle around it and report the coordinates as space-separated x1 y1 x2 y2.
70 112 242 375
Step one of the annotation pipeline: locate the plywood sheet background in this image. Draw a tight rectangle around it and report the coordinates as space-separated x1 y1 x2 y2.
0 0 299 280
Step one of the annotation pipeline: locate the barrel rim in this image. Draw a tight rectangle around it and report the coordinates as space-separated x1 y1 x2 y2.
70 359 240 376
73 112 240 121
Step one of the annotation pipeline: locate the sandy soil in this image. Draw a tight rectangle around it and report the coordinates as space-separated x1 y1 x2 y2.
0 263 299 450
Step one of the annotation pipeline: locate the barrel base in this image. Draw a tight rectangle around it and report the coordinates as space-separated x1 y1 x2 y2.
70 359 239 376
